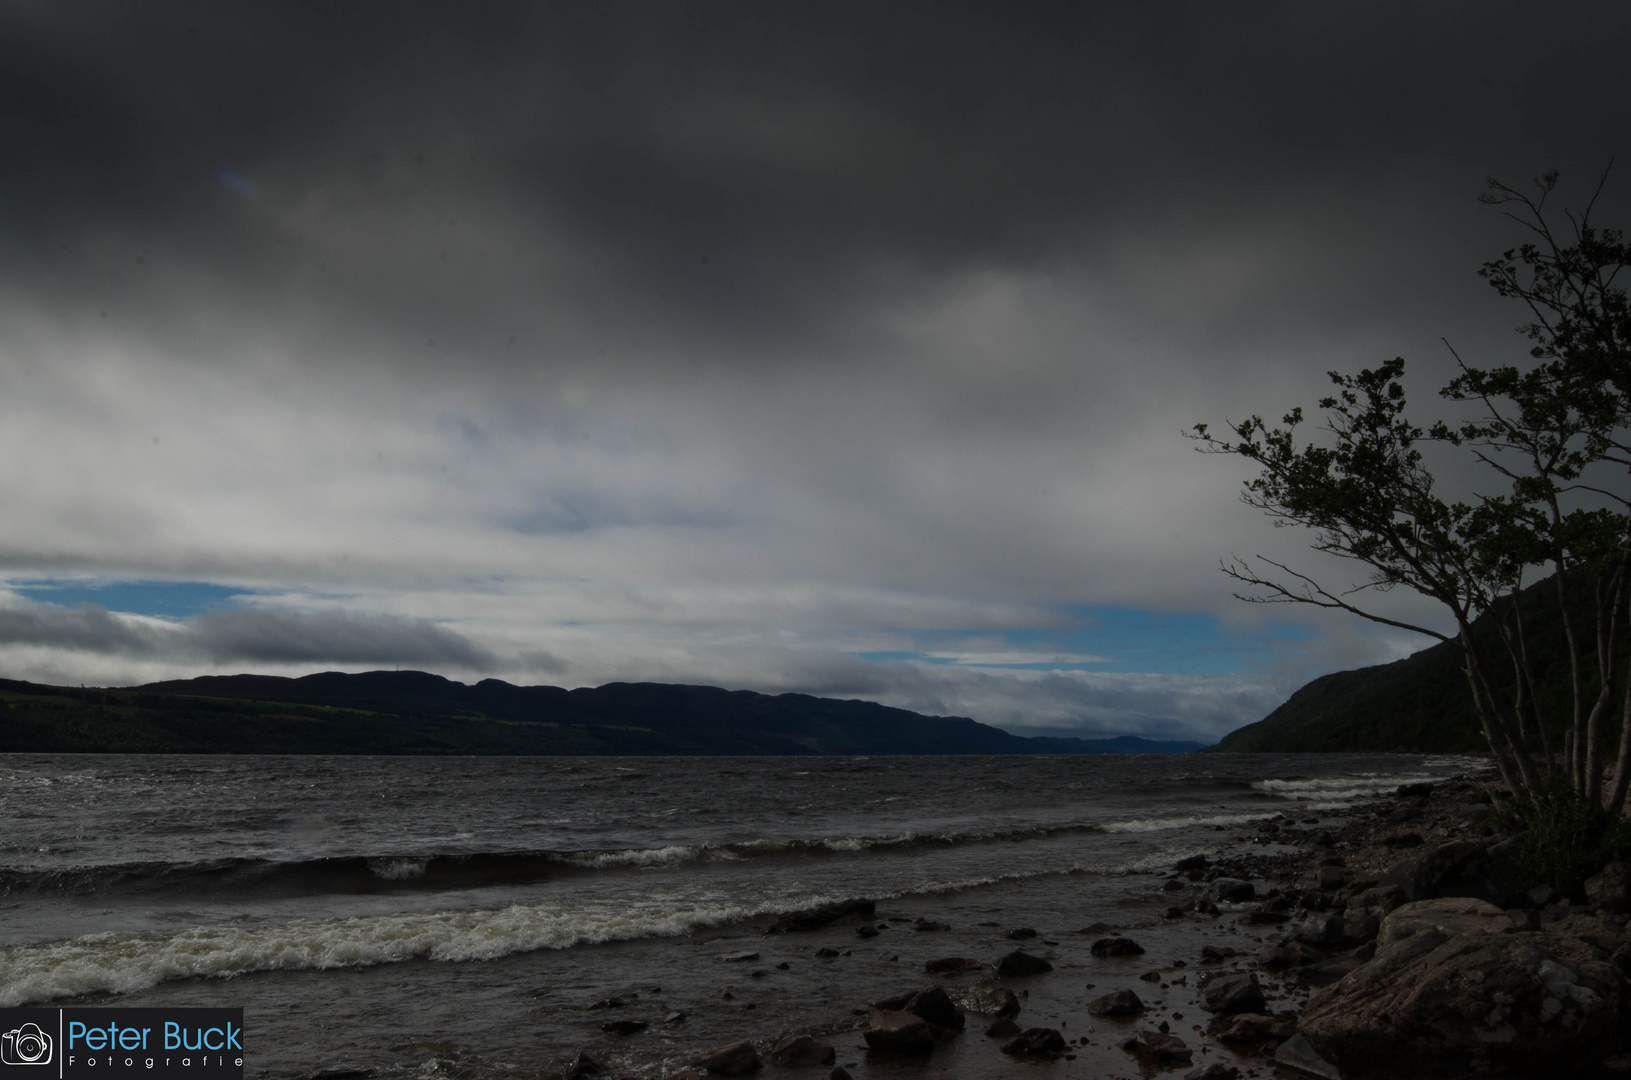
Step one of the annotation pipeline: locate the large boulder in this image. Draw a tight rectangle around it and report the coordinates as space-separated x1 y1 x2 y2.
1375 896 1512 948
1293 910 1379 950
1586 861 1631 914
1377 837 1525 906
1298 914 1629 1078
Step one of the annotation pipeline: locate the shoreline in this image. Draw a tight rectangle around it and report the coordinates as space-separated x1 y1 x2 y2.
531 767 1629 1080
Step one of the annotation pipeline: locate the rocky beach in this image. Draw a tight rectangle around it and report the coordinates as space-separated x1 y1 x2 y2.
553 769 1631 1080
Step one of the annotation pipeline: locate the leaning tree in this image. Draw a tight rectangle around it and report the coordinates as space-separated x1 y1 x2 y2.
1193 170 1631 812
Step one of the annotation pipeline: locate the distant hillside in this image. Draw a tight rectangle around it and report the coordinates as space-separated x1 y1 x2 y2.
0 670 1204 755
1207 577 1593 753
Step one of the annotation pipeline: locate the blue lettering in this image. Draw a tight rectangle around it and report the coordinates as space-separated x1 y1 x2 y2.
203 1029 222 1051
226 1023 241 1050
69 1022 87 1048
164 1022 180 1050
86 1027 107 1051
182 1028 200 1051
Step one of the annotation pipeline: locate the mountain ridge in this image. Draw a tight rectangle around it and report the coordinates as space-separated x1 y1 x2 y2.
0 670 1206 755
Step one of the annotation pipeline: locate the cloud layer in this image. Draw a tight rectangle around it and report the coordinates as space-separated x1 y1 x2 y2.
0 3 1626 739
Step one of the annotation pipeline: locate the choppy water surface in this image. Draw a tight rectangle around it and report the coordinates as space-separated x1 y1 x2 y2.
0 753 1475 1077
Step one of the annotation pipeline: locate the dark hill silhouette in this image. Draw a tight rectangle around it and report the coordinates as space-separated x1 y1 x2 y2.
1207 576 1597 753
0 670 1205 755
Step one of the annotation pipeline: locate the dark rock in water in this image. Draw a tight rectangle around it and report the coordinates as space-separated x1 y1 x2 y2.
1396 781 1435 799
1260 940 1322 969
588 997 628 1010
1300 907 1628 1079
862 1010 936 1054
903 985 966 1031
1272 1033 1341 1080
985 1018 1021 1038
913 917 951 932
1175 855 1211 872
1199 944 1237 962
960 984 1021 1018
1090 937 1146 957
1184 1065 1241 1080
566 1052 606 1079
719 951 760 962
1139 969 1162 982
1383 832 1425 849
1086 989 1145 1017
766 898 876 934
775 961 790 970
1247 908 1291 925
1006 926 1038 939
1213 1012 1295 1045
996 949 1054 976
1162 906 1185 919
1131 1029 1192 1064
1200 972 1265 1015
307 1067 375 1080
749 968 770 978
1000 1028 1067 1057
1378 837 1525 906
1162 877 1189 892
856 925 880 938
1586 861 1631 914
924 956 983 975
1210 878 1255 903
827 1069 853 1080
814 947 841 958
600 1019 647 1035
769 1036 835 1067
869 986 965 1033
1191 898 1221 916
1077 921 1116 935
693 1042 762 1076
1314 833 1336 847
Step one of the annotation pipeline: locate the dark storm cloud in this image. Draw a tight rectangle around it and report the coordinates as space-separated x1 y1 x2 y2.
5 1 1627 371
0 600 495 669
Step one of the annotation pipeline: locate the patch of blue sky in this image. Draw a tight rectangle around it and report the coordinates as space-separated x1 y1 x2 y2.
9 580 251 619
854 604 1308 676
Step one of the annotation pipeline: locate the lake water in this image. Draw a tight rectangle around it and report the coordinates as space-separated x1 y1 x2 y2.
0 753 1476 1078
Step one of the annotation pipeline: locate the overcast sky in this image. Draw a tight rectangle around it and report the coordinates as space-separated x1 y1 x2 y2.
1 2 1627 742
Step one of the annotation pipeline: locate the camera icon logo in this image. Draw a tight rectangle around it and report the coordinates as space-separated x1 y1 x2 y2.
0 1023 52 1066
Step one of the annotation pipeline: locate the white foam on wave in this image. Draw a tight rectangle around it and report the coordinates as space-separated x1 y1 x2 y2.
1253 774 1422 799
0 890 846 1007
550 845 703 870
1101 811 1272 834
367 858 428 881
